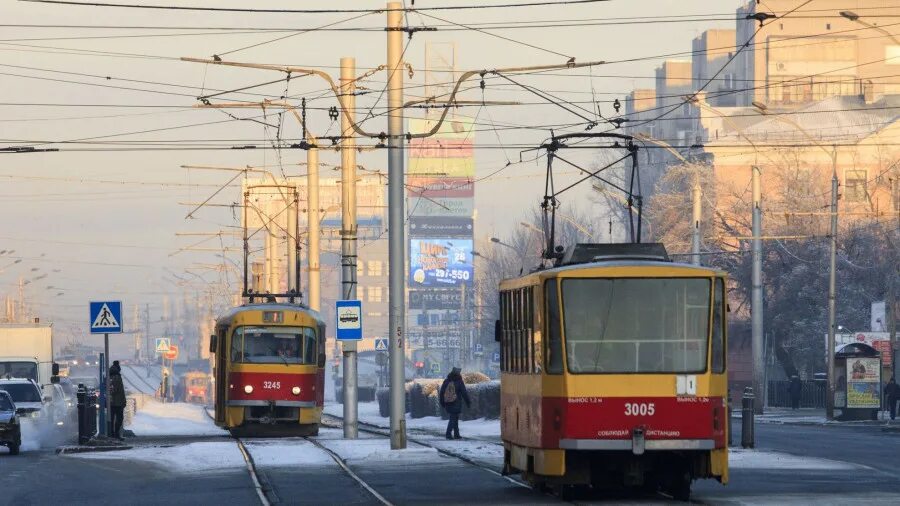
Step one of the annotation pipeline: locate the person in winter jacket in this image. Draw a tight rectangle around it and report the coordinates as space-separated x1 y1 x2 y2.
439 367 471 440
109 360 127 439
885 377 899 421
788 375 802 410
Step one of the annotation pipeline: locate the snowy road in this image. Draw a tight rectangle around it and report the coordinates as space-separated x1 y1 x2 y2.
4 400 900 505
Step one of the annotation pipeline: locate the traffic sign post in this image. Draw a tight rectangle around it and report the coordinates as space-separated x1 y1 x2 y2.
336 300 363 340
90 301 122 437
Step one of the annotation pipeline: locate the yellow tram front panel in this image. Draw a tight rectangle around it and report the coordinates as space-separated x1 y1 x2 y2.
499 257 729 486
213 304 325 430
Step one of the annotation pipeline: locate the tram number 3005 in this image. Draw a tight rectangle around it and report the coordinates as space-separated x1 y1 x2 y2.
263 381 282 390
624 402 656 416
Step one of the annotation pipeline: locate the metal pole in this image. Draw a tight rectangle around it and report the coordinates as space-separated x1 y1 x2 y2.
264 230 273 294
308 139 321 311
287 189 298 294
826 148 838 421
387 1 407 450
751 165 764 414
104 334 110 435
340 56 359 439
691 173 702 266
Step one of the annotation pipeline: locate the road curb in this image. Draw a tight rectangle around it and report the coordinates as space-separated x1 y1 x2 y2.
56 445 133 454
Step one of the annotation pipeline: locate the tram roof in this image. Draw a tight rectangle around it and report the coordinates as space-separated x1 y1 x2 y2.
215 302 324 326
500 259 726 287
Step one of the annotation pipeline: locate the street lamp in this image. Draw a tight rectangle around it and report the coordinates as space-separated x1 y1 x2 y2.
840 11 900 45
754 100 840 420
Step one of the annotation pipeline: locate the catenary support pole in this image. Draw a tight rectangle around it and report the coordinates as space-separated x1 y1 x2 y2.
287 189 298 294
387 1 407 450
692 173 702 266
751 165 764 414
826 148 838 421
308 139 321 311
340 56 359 439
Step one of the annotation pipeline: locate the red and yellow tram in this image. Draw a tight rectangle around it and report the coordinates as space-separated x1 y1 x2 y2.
211 303 326 436
498 244 728 500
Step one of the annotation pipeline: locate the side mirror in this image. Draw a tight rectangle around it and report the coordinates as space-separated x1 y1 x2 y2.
726 303 732 313
317 353 326 368
209 334 218 354
52 362 60 376
494 320 502 342
43 396 52 403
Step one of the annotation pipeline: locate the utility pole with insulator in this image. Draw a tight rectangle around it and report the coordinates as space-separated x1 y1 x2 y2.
340 56 359 439
691 172 702 266
751 165 764 414
826 147 839 421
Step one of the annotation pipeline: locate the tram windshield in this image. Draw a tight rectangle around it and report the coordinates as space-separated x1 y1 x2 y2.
230 326 317 365
561 278 710 374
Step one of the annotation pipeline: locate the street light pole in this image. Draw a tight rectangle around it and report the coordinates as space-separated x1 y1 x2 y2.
386 2 407 450
751 165 764 414
308 139 320 312
692 173 702 266
826 146 838 421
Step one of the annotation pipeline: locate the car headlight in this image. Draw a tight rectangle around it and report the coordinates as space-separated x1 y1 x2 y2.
291 387 301 395
244 385 253 394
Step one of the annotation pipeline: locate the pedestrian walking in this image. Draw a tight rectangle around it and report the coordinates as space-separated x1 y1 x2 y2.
108 360 127 440
789 375 802 410
439 367 470 440
885 377 899 421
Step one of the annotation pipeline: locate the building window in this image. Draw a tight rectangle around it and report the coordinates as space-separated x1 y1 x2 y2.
723 73 735 90
844 169 868 202
367 260 383 277
367 286 383 302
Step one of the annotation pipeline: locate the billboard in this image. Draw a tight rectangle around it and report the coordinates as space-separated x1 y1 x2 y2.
846 357 881 408
407 177 474 198
409 217 473 237
408 157 474 177
409 289 463 310
408 197 473 218
409 238 473 287
408 117 474 141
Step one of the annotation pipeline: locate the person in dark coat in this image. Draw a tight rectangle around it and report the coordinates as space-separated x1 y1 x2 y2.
885 377 899 421
788 375 802 410
439 367 470 440
109 360 127 439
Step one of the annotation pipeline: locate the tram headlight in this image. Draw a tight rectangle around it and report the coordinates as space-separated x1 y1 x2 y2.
291 386 301 395
243 385 253 394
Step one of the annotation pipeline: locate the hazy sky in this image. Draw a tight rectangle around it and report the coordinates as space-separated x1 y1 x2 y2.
0 0 745 348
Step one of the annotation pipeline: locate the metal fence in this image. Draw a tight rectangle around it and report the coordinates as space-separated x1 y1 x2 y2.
767 380 826 408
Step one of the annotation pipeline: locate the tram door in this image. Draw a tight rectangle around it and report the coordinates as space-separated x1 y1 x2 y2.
213 328 227 423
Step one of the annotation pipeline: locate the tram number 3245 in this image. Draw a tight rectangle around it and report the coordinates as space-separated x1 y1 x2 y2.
263 381 282 390
624 402 655 416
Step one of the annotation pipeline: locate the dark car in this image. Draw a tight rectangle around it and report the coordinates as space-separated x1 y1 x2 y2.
0 390 21 455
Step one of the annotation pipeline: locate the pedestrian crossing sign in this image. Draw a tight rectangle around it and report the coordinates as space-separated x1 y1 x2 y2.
89 301 122 334
155 338 171 353
374 338 388 352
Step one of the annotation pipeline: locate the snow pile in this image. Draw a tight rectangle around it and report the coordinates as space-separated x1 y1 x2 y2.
128 398 227 436
70 442 245 472
244 440 335 467
728 449 863 470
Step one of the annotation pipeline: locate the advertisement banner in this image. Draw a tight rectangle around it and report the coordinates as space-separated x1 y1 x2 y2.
407 177 474 198
409 141 474 159
409 217 473 237
846 357 881 408
408 197 474 218
408 117 475 140
409 238 473 287
409 289 463 310
408 157 474 177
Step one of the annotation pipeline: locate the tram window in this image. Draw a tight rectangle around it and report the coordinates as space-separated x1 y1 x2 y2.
561 278 710 374
711 278 726 374
513 289 521 373
526 287 534 374
230 326 317 365
500 291 509 372
544 280 563 374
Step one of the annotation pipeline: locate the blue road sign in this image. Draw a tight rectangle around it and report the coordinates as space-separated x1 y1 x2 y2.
335 300 363 340
491 351 501 364
90 301 122 334
474 343 484 356
374 337 388 352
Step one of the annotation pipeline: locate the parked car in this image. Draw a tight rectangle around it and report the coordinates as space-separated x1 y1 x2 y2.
0 390 21 455
0 379 44 423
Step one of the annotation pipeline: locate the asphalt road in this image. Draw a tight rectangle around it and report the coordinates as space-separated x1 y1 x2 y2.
2 422 899 505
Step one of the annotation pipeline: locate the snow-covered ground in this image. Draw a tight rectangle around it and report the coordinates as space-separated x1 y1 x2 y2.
324 401 502 438
728 448 866 470
243 438 335 467
70 442 245 472
127 398 227 437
